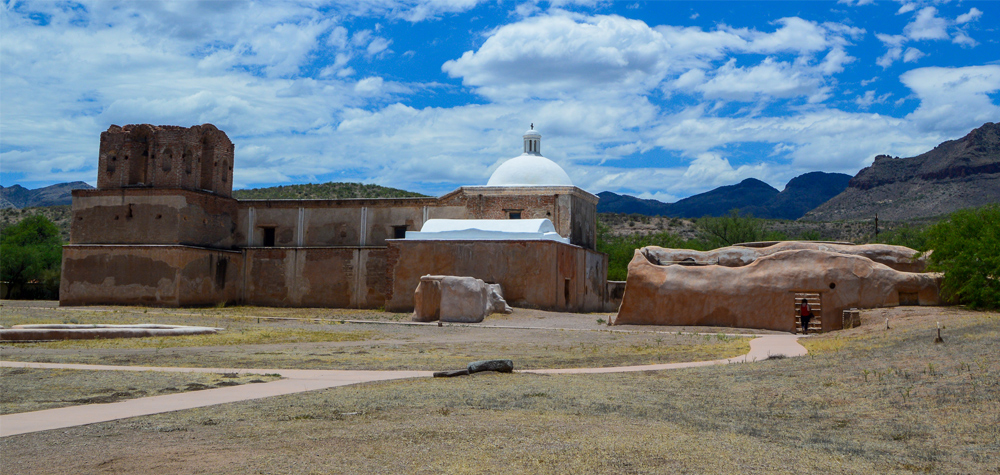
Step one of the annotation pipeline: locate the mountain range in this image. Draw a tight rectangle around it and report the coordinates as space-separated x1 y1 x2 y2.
0 182 94 209
597 172 852 220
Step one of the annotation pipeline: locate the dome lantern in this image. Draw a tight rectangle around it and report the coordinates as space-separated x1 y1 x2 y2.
486 125 572 187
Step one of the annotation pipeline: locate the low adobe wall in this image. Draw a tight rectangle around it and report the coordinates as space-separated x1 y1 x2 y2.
386 240 607 313
60 245 243 307
616 248 940 332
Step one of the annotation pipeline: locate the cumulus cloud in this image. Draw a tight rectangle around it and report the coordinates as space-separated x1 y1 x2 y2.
904 7 949 41
444 13 861 103
901 65 1000 135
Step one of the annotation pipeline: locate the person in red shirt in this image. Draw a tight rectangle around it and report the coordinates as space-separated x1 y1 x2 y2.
800 299 813 334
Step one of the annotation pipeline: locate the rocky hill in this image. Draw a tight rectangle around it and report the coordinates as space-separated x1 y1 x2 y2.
0 182 93 209
806 122 1000 221
597 172 851 219
232 182 427 200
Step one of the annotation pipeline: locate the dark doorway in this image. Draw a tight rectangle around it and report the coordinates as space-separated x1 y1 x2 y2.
262 227 276 247
393 225 408 239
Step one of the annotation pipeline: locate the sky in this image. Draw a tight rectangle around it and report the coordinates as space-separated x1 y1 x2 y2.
1 0 997 202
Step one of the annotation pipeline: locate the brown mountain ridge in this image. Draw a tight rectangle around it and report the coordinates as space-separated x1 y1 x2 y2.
806 122 1000 222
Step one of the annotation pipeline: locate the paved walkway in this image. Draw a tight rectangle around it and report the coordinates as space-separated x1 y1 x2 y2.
0 334 805 437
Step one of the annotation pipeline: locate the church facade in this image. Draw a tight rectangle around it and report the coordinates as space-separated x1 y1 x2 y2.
60 124 610 312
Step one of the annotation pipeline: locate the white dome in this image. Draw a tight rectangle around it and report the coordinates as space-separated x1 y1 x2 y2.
487 154 573 187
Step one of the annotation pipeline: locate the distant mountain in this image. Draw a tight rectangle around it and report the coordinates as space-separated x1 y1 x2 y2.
748 172 853 220
233 182 427 200
595 191 672 215
0 182 94 209
670 178 779 218
597 172 852 220
806 122 1000 221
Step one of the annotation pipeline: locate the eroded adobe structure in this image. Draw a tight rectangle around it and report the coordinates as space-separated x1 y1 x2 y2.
60 124 607 312
616 244 941 332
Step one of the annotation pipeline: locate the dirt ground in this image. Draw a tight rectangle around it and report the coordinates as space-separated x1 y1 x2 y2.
2 302 997 474
0 301 757 372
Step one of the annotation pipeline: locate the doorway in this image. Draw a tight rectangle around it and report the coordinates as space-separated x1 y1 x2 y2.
793 292 822 333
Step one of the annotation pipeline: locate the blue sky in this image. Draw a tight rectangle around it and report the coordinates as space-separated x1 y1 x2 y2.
1 0 997 202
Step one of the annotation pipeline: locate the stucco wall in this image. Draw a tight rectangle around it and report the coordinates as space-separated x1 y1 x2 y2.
386 240 606 312
60 245 243 307
70 189 238 249
241 247 391 308
441 186 598 250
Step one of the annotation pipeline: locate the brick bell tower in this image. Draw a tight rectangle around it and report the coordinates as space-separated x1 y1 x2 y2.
96 124 234 197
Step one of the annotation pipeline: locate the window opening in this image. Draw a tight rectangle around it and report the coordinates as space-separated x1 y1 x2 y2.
262 227 276 247
393 225 408 239
508 211 522 219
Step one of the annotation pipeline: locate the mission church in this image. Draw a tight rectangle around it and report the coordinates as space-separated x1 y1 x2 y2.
60 124 612 312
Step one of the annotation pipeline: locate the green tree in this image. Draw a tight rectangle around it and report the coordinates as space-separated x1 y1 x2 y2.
923 204 1000 310
1 215 63 299
696 209 767 248
597 222 706 281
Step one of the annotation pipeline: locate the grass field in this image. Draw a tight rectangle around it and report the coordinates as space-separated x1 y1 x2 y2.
1 303 997 474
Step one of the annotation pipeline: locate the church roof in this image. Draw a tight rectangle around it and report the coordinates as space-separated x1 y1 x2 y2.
486 127 573 187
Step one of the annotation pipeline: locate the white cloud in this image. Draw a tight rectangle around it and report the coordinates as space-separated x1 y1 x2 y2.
443 14 672 100
855 90 891 109
903 47 925 63
956 7 983 24
901 65 1000 135
690 58 827 102
444 13 861 103
904 7 949 41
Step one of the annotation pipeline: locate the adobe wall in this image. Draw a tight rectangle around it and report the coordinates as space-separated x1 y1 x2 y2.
235 199 465 247
70 189 238 249
385 240 606 312
616 248 941 332
60 245 243 307
241 247 391 308
97 124 234 197
440 186 598 250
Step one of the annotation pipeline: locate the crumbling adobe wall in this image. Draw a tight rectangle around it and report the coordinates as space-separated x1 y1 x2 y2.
616 248 941 332
97 124 234 197
235 198 461 247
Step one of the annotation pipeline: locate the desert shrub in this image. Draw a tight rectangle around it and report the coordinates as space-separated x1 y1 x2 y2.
696 209 767 247
923 204 1000 310
1 215 63 299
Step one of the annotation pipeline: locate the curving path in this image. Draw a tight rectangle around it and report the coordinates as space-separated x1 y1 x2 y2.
0 334 805 437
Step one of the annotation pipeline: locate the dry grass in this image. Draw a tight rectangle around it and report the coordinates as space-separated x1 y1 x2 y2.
3 306 997 474
12 327 374 350
0 367 279 414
